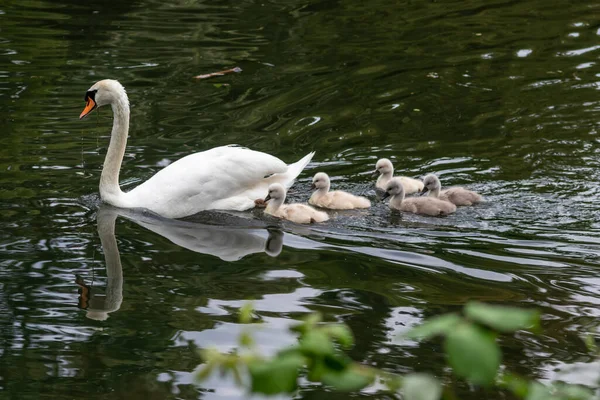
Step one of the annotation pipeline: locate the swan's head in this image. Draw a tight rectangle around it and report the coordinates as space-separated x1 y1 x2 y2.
311 172 330 191
421 174 441 195
264 183 286 203
373 158 393 177
80 79 128 119
382 178 404 200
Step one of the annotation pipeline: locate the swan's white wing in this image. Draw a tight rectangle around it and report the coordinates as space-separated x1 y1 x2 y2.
125 146 305 217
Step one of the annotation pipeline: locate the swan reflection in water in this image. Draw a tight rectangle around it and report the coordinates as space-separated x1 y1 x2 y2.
76 205 284 320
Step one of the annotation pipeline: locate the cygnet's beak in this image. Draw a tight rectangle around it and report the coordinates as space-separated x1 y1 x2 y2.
381 191 390 200
419 188 429 196
80 97 97 119
371 170 380 178
264 194 272 202
310 183 316 190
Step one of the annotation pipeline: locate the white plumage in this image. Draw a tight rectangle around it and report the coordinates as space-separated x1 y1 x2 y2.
80 79 314 218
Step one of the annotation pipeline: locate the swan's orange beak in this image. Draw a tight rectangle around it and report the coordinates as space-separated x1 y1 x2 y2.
80 97 97 119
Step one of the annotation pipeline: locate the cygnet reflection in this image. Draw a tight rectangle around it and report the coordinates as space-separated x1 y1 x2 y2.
76 205 284 320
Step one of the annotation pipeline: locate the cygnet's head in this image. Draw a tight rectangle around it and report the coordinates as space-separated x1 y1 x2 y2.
265 183 286 203
80 79 128 119
374 158 394 176
382 178 405 200
311 172 331 191
421 174 442 194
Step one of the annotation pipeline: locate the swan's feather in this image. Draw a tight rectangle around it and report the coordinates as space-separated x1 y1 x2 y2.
123 146 314 218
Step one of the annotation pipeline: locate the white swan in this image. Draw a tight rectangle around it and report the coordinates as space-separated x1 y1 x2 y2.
309 172 371 209
421 174 483 206
373 158 423 194
265 183 329 224
79 79 315 219
384 178 456 216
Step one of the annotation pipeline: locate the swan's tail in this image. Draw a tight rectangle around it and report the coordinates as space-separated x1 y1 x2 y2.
278 151 315 189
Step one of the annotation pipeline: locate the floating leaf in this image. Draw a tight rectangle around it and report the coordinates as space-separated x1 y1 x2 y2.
321 365 374 391
445 323 501 386
464 302 540 333
404 313 462 340
402 373 442 400
248 353 304 394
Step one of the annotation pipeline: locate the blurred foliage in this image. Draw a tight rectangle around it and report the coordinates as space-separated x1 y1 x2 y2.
196 302 598 400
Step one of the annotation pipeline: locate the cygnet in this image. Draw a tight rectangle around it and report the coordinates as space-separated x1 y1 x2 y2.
264 183 329 224
373 158 423 194
309 172 371 210
384 178 456 216
421 174 483 206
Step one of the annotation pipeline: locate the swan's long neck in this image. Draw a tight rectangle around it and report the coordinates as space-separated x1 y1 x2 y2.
429 187 441 198
379 168 393 184
266 195 285 214
100 95 130 206
390 190 405 208
317 182 330 195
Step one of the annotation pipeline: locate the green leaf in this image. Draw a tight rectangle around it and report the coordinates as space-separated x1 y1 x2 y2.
239 331 254 348
195 359 216 381
500 373 530 398
300 331 336 356
402 373 442 400
404 313 462 340
239 302 254 324
554 383 595 400
322 353 352 371
248 353 304 395
526 382 553 400
464 302 540 333
444 323 501 386
325 324 354 348
321 365 374 391
291 313 322 334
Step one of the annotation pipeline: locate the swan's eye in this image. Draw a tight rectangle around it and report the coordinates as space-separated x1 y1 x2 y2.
85 89 98 101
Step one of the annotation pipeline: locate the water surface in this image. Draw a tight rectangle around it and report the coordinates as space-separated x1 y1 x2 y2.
2 0 600 398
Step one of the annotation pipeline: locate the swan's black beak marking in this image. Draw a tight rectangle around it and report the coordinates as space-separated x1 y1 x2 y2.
381 191 390 200
371 170 379 178
264 194 272 202
310 183 316 190
419 188 428 196
80 90 98 119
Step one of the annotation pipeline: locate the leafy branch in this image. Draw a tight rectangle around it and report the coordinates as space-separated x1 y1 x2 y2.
194 302 597 400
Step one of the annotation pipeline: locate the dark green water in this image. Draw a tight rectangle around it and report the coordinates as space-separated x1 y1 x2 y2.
2 0 600 398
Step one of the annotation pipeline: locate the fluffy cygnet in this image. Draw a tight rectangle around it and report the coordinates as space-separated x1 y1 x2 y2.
374 158 424 194
264 183 329 224
384 178 456 216
421 174 483 206
309 172 371 210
